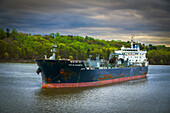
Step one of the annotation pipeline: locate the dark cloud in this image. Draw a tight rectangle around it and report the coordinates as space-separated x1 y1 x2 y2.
0 0 170 46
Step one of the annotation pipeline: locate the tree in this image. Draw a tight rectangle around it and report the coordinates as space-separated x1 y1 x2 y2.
6 28 10 38
55 32 60 38
160 59 163 65
50 33 55 38
0 28 6 39
4 52 9 59
0 40 7 58
69 56 73 60
107 49 110 58
10 28 18 40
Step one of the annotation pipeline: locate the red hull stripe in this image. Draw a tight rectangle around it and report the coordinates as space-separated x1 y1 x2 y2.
42 75 146 88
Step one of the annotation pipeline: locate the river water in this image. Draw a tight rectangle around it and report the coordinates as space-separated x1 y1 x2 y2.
0 63 170 113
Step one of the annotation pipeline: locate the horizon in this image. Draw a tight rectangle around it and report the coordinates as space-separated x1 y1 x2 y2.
2 28 169 47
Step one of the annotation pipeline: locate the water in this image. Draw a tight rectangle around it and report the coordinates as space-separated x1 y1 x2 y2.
0 63 170 113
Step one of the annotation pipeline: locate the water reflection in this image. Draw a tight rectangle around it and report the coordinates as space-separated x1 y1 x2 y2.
33 78 148 113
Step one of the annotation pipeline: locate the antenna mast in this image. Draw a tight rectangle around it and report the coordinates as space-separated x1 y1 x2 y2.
131 34 135 48
131 33 134 42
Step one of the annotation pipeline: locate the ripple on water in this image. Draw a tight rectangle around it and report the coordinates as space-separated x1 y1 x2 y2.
0 64 170 113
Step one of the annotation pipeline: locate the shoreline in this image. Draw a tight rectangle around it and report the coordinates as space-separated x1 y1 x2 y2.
0 59 35 63
0 59 169 65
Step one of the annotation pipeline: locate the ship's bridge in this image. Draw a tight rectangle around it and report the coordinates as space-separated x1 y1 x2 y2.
115 44 147 64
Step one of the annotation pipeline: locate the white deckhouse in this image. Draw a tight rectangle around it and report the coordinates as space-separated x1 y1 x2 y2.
114 35 148 66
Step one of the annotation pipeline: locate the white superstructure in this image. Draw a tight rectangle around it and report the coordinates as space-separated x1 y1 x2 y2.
114 35 148 66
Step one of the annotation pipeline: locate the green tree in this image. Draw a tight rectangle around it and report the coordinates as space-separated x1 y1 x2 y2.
4 52 9 59
50 33 55 38
57 55 61 60
160 59 163 64
6 28 10 38
0 28 6 39
0 40 7 58
10 28 18 40
69 55 73 60
55 32 60 38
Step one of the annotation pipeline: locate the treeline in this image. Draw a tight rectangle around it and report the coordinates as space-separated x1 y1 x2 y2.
0 28 170 64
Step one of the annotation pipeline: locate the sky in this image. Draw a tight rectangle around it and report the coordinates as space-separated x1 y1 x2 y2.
0 0 170 46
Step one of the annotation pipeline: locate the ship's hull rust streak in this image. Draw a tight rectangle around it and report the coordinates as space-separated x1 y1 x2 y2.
42 74 146 88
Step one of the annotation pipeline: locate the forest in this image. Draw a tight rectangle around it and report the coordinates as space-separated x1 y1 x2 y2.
0 28 170 65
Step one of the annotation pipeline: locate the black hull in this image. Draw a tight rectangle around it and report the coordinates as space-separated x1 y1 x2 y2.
35 59 148 88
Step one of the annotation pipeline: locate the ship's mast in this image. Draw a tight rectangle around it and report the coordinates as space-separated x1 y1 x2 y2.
49 34 57 60
131 34 134 48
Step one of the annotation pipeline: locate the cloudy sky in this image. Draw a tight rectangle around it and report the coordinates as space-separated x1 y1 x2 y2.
0 0 170 46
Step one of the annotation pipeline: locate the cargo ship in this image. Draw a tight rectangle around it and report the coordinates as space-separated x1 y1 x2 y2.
35 36 148 88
